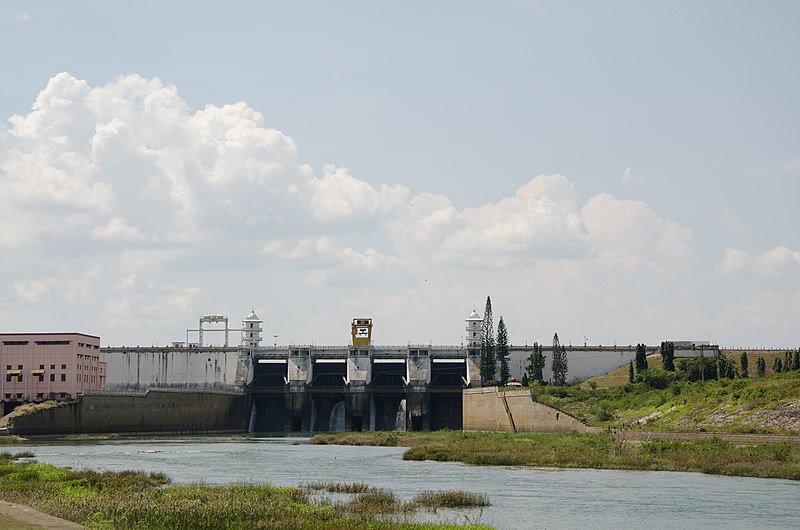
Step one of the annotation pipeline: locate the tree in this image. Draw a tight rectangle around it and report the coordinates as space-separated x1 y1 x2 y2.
635 344 648 373
521 372 529 386
773 357 783 373
479 296 496 383
660 341 675 371
739 351 749 378
794 350 800 371
551 333 568 386
496 317 510 386
785 351 793 371
628 361 635 384
756 356 766 377
525 342 545 385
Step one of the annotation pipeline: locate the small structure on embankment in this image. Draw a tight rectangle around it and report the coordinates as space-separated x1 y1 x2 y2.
462 387 597 433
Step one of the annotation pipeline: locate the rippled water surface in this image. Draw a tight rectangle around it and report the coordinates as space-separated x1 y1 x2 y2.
23 436 800 529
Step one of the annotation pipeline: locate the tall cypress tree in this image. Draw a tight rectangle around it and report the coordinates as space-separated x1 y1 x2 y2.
660 341 675 371
480 296 496 383
496 317 510 386
628 361 635 384
525 342 545 384
773 357 783 373
793 350 800 371
635 344 648 373
756 356 766 377
739 351 749 378
551 333 568 386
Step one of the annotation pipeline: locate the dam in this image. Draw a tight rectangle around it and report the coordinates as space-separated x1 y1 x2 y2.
90 310 719 435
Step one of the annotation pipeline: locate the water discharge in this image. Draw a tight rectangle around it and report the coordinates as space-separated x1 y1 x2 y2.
328 401 345 433
23 436 800 529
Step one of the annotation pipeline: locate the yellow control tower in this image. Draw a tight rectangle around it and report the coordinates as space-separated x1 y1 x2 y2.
351 318 373 347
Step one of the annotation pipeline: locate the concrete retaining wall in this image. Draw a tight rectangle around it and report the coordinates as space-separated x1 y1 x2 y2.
102 348 245 391
6 389 247 435
463 387 595 433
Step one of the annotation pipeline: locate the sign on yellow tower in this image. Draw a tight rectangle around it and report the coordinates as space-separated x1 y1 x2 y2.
351 318 373 347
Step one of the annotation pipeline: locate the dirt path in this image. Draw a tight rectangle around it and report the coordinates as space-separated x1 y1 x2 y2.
619 430 800 444
0 501 83 529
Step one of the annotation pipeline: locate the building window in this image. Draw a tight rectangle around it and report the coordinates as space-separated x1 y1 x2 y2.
50 364 55 369
4 375 10 383
84 375 88 382
39 364 44 369
16 393 22 400
50 374 55 382
77 375 80 382
17 365 22 370
61 374 66 382
3 394 9 400
5 365 9 370
61 364 66 369
36 393 44 399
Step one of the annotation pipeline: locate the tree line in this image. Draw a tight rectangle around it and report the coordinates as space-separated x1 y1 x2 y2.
478 296 568 387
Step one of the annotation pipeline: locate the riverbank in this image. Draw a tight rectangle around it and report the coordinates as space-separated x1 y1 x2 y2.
312 430 800 480
0 450 489 529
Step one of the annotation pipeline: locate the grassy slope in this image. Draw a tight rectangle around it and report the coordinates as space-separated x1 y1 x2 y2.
539 366 800 434
313 431 800 480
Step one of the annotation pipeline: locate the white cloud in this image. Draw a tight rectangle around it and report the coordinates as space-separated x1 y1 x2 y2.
263 237 411 287
14 280 51 302
0 1 28 24
719 246 800 276
92 217 145 242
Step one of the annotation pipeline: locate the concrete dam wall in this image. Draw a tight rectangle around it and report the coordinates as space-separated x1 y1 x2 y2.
463 387 596 433
6 389 247 436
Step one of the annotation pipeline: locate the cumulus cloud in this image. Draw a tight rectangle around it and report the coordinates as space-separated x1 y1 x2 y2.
1 72 723 346
0 1 28 24
719 246 800 276
263 237 411 287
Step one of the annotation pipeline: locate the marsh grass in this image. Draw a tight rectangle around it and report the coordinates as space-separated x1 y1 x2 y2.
0 436 26 445
0 452 488 529
412 491 490 509
313 430 800 480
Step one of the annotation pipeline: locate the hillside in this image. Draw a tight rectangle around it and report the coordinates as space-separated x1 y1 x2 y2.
535 367 800 434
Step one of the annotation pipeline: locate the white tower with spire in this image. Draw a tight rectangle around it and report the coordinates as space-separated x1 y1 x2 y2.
465 309 483 350
242 310 263 349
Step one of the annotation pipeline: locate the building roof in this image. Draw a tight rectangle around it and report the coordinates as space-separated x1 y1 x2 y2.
243 310 262 322
466 310 482 320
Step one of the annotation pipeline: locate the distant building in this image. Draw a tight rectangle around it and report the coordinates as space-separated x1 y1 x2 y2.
0 332 106 404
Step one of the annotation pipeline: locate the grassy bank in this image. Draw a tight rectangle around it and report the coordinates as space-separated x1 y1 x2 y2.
0 452 488 529
535 369 800 433
313 431 800 480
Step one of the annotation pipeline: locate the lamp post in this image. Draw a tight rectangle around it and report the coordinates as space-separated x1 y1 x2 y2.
273 335 278 347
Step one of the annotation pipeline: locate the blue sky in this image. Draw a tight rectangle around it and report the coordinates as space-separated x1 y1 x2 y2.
1 1 798 348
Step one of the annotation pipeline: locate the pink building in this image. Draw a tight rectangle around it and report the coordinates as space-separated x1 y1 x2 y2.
0 332 106 404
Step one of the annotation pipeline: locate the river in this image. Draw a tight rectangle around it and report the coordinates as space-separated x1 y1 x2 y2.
21 436 800 529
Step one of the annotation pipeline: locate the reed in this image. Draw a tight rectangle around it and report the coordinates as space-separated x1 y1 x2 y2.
0 452 489 529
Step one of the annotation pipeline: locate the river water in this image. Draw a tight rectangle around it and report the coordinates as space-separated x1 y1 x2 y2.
21 436 800 529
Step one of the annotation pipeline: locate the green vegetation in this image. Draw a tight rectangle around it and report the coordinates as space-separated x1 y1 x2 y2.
479 296 495 383
536 369 800 434
313 430 800 480
496 317 510 386
551 333 568 386
524 342 545 385
0 452 486 529
635 344 648 373
0 436 26 445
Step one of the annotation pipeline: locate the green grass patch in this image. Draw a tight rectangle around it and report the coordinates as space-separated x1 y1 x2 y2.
0 451 489 529
313 430 800 480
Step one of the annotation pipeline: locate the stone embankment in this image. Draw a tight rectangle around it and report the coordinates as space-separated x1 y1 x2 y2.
463 387 599 433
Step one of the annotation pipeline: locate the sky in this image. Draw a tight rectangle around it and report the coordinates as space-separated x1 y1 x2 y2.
1 1 798 349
